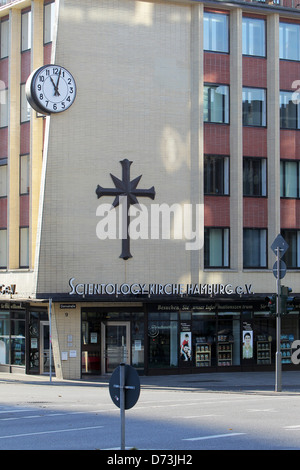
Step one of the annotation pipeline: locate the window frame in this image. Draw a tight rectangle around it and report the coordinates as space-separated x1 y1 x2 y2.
243 157 267 197
204 84 229 124
243 228 267 269
282 229 300 269
203 11 229 54
242 16 266 58
204 227 230 268
280 90 300 130
0 158 7 198
204 155 229 196
0 19 9 59
242 87 267 127
279 21 300 62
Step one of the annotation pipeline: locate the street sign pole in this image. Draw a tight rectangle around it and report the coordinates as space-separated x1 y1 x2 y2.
271 234 289 393
120 363 125 450
275 247 282 393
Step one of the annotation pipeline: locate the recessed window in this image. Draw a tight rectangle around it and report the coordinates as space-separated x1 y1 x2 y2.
44 1 55 44
279 22 300 61
204 155 229 195
243 228 267 268
204 84 229 124
280 160 300 198
20 227 29 268
282 230 300 268
21 10 31 52
0 19 9 59
203 12 229 53
243 158 267 197
0 88 8 128
242 17 265 57
20 84 31 123
20 154 30 195
280 91 300 130
242 87 266 127
204 227 230 268
0 159 7 198
0 229 7 269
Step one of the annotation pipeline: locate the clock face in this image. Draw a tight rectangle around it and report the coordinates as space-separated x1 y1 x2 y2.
29 65 76 114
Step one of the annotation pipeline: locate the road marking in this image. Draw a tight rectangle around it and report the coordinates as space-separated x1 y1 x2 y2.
0 425 104 440
183 432 246 441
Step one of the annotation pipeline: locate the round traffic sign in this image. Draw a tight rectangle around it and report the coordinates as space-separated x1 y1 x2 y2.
109 364 140 410
273 260 287 279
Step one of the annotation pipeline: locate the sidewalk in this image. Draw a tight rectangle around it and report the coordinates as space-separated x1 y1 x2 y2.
0 370 299 394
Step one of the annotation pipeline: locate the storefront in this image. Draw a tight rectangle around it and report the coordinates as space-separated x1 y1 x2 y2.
0 302 54 375
79 296 300 377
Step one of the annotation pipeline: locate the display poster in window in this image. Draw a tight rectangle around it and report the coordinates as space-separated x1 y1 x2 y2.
242 327 253 359
180 323 192 362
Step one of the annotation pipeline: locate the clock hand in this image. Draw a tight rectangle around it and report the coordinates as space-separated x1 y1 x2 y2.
55 69 62 94
50 76 60 96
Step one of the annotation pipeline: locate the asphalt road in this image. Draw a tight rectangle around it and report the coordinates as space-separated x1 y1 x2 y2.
0 371 299 452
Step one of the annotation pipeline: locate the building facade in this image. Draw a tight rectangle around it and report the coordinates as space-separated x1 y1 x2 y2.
0 0 300 379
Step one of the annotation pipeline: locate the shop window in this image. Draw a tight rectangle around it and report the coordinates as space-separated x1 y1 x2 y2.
282 229 300 268
204 155 229 195
203 12 229 53
243 228 267 268
11 313 25 366
0 311 9 364
242 17 266 57
148 312 178 368
0 19 9 59
279 22 300 61
217 312 240 366
204 227 230 268
243 157 267 197
21 10 31 52
242 87 266 127
192 312 216 367
0 229 7 268
204 84 229 124
280 160 300 198
280 91 300 130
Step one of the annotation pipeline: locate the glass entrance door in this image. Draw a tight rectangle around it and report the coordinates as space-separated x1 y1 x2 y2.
40 321 54 375
101 321 130 373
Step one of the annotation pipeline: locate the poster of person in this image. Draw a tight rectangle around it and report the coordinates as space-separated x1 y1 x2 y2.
243 331 253 359
180 332 192 361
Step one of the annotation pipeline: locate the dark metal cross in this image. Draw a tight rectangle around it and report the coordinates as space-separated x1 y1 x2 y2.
96 159 155 260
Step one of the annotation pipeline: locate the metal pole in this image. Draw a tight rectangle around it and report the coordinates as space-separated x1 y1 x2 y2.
49 298 52 383
120 363 125 450
275 248 282 392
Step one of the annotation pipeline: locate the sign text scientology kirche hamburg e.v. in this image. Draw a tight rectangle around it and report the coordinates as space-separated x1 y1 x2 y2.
68 278 254 297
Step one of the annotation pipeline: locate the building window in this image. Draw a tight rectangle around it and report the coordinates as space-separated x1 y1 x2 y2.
242 17 265 57
282 230 300 268
242 87 266 127
204 155 229 195
44 1 55 44
0 159 7 197
203 12 229 53
20 84 31 123
280 91 300 129
20 227 29 268
0 229 7 268
0 19 9 58
279 22 300 61
21 10 31 51
204 227 229 268
20 154 30 195
243 228 267 268
204 84 229 124
0 88 8 128
281 160 300 198
243 158 267 197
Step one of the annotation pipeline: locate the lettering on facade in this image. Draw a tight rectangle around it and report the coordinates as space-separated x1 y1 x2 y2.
68 277 254 297
0 284 16 295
